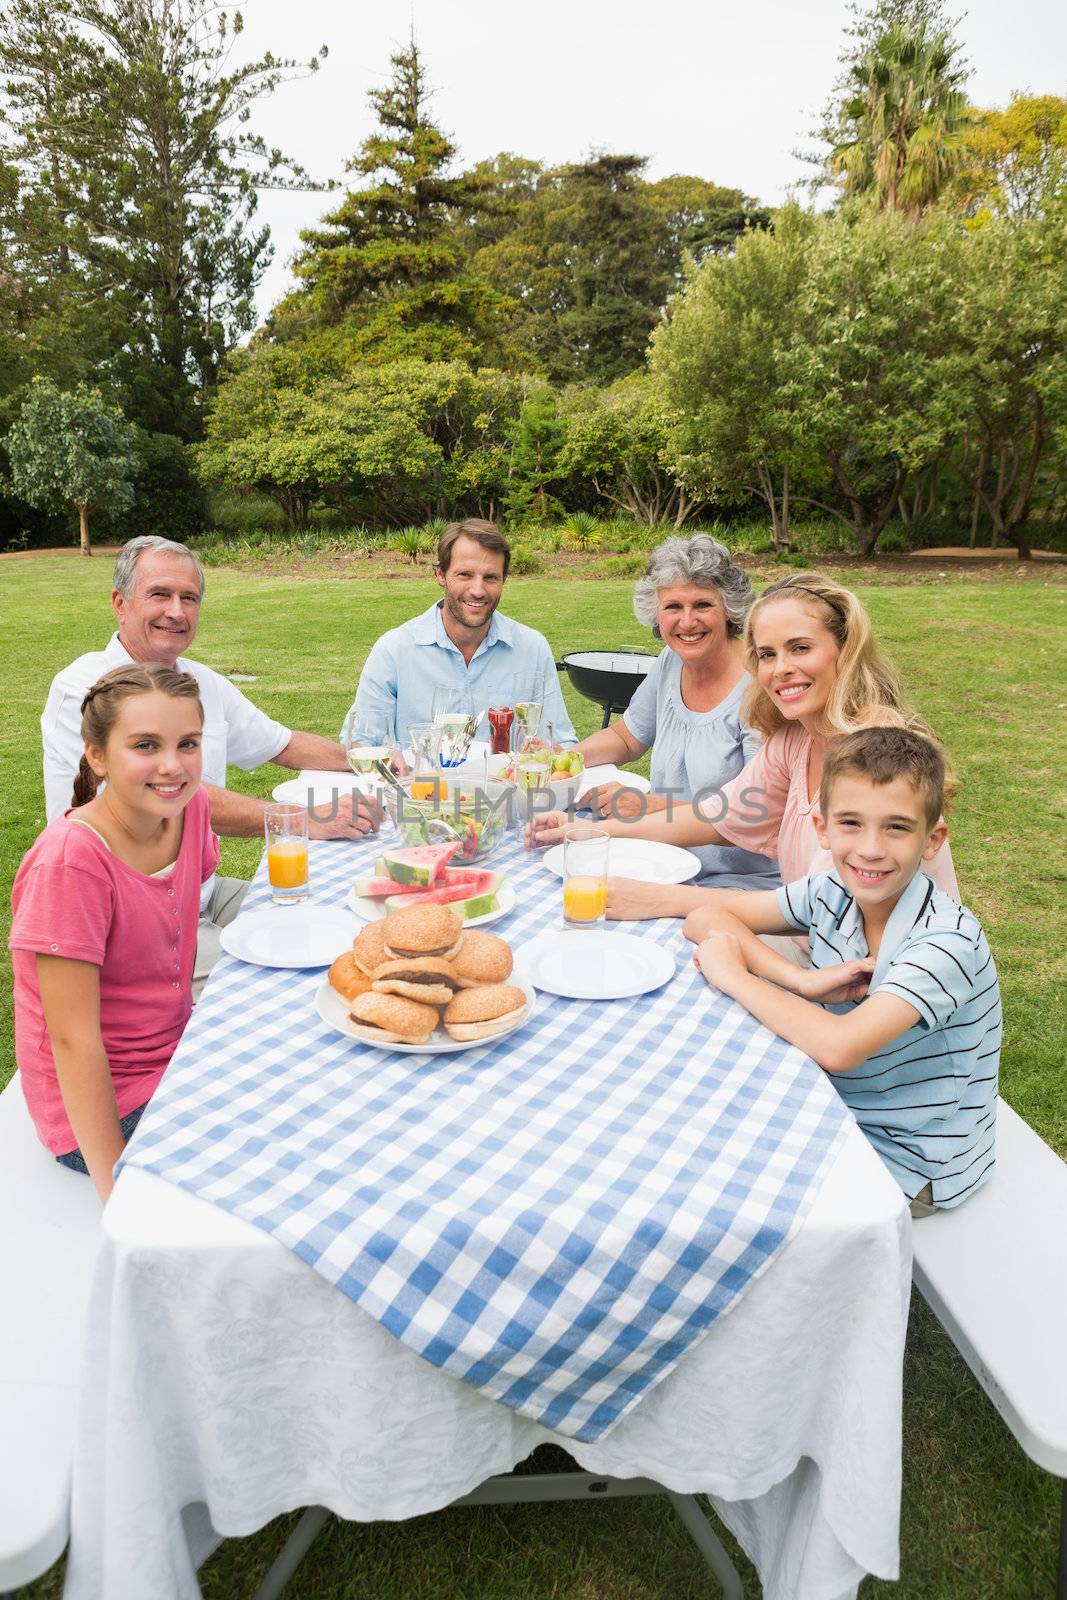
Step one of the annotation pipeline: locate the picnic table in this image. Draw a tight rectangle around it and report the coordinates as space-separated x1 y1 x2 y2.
61 821 912 1600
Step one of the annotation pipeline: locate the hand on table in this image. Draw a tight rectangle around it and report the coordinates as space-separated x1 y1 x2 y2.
605 876 687 921
692 930 749 994
583 781 645 822
797 959 874 1006
308 792 380 840
524 809 570 848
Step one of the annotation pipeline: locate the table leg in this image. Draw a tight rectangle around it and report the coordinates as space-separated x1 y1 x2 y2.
251 1505 331 1600
1057 1478 1066 1600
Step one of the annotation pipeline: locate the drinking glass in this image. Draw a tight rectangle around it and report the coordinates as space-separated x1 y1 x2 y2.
431 688 479 768
406 723 446 801
265 804 309 906
514 697 543 750
345 736 396 776
562 824 609 927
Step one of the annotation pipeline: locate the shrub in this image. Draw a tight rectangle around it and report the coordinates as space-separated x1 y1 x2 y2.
602 554 647 577
391 526 429 563
560 510 602 552
509 544 545 575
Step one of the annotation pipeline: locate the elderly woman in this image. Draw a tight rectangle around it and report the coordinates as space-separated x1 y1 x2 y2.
575 534 779 888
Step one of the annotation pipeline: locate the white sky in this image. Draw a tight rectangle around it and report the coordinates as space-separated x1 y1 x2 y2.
235 0 1067 321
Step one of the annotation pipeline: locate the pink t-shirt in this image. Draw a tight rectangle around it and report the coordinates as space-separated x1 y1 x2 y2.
713 723 960 896
8 787 219 1154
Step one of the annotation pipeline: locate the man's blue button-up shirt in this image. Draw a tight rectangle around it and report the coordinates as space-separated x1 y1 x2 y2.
340 602 577 747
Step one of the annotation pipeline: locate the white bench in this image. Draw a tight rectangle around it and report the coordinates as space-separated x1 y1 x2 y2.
0 1077 101 1597
911 1097 1067 1595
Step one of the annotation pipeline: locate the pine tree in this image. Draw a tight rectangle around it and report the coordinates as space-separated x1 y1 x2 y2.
278 41 514 367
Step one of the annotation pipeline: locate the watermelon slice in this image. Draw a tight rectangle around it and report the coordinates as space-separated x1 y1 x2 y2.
384 885 502 917
379 842 459 887
359 863 503 898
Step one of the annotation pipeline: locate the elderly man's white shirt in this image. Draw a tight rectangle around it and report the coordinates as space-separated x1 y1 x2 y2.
41 632 291 823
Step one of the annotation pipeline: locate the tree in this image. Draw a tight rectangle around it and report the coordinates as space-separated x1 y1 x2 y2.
784 211 968 551
0 0 323 438
558 375 701 528
952 203 1067 558
501 391 568 524
644 175 771 274
651 208 819 549
7 378 137 552
828 21 974 213
473 154 672 384
275 41 515 368
953 95 1067 222
198 353 528 527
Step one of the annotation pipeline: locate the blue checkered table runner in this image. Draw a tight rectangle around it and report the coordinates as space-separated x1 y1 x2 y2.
121 831 851 1442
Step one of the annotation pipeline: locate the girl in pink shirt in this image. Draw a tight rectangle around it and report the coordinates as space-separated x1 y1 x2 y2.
9 664 218 1202
531 572 958 920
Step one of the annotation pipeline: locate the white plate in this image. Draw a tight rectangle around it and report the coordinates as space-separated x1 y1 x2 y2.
575 765 651 802
346 881 517 928
271 775 375 808
314 977 537 1054
514 931 675 1000
542 837 701 885
220 905 358 969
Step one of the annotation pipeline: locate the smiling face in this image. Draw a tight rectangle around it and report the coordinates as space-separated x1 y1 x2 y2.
753 598 841 731
86 690 203 821
112 551 202 667
435 535 506 641
816 772 947 915
656 584 731 667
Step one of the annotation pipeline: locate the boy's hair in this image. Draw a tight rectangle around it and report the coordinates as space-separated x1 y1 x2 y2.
72 664 203 807
436 519 511 577
820 726 951 829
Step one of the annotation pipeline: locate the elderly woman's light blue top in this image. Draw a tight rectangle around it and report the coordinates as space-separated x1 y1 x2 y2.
622 649 781 888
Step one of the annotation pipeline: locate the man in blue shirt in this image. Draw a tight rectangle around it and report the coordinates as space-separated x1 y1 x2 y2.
340 520 577 749
686 727 1000 1216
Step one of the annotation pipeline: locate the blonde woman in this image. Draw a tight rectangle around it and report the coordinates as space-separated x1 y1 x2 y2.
530 572 958 920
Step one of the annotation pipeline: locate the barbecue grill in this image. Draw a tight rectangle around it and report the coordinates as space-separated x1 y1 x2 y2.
557 649 659 728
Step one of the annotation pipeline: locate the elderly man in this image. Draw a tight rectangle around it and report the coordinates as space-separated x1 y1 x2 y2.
42 536 376 985
340 519 576 747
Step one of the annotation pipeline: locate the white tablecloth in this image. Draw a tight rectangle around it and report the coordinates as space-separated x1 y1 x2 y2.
65 1124 909 1600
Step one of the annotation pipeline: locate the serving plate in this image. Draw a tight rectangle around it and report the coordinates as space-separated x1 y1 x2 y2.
314 977 536 1054
345 882 516 928
542 837 701 885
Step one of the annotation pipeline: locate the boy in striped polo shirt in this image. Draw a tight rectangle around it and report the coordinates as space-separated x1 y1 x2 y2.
688 727 1000 1215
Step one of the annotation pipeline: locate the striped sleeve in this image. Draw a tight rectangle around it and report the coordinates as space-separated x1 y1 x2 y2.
874 929 978 1029
775 873 818 933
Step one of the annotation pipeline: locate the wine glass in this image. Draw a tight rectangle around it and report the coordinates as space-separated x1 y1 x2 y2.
431 687 479 768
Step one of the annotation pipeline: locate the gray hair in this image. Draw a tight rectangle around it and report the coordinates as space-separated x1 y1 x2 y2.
632 534 755 638
113 536 205 601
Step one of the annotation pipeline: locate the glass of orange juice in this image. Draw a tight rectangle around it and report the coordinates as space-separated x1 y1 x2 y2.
264 803 309 905
562 824 609 928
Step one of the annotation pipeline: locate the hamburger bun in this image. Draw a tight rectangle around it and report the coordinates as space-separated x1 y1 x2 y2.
371 956 459 1007
443 983 528 1041
329 950 372 1003
352 919 390 975
347 990 438 1046
383 903 463 960
450 929 513 988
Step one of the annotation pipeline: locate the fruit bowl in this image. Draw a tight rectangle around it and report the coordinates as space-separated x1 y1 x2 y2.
386 781 507 862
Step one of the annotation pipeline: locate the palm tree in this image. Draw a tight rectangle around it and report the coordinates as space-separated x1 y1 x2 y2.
830 23 974 214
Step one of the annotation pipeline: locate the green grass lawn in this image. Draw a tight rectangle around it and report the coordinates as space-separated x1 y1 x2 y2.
1 556 1064 1598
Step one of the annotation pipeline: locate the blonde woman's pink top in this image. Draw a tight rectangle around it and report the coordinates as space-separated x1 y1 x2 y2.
8 787 219 1154
713 723 959 896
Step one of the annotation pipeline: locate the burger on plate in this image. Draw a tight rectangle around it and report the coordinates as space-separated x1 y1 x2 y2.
351 920 390 976
371 956 459 1007
347 991 439 1046
450 929 512 989
383 903 464 962
329 950 372 1003
443 984 528 1042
